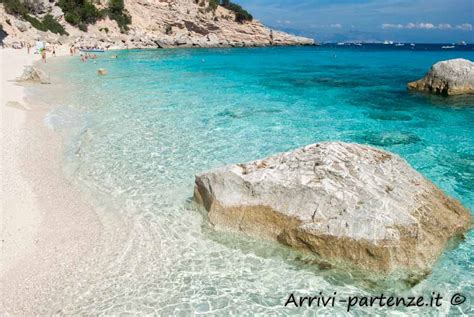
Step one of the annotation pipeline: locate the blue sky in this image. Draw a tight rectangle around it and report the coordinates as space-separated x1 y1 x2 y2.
235 0 474 43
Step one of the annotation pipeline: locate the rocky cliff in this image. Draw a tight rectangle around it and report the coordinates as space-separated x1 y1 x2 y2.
0 0 314 48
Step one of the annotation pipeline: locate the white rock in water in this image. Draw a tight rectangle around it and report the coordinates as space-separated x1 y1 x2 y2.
194 142 471 275
16 66 51 84
408 58 474 95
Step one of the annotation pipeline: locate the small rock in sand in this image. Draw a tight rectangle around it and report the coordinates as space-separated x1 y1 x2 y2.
16 66 51 84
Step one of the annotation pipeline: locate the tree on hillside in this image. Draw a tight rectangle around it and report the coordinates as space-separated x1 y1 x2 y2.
207 0 253 23
223 2 253 23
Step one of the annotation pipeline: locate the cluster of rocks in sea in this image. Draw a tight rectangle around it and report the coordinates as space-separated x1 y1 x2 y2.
0 0 314 49
194 142 472 278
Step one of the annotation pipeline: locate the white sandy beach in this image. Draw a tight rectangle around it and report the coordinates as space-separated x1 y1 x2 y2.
1 48 40 276
0 48 104 314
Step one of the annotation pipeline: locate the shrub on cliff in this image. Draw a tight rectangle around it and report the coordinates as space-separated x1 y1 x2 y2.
2 0 67 35
208 0 219 11
41 14 68 35
58 0 131 33
205 1 253 23
2 0 29 16
58 0 103 31
22 14 42 30
220 1 253 23
107 0 131 33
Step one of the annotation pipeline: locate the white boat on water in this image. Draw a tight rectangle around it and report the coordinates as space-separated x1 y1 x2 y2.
337 42 345 46
457 41 467 46
395 43 404 47
441 45 455 49
410 43 416 47
383 40 394 45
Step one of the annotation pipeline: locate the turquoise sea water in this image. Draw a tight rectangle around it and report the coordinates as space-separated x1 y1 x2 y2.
39 46 473 315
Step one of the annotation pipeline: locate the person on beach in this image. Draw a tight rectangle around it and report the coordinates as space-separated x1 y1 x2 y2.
41 48 46 63
26 43 31 54
70 45 74 56
52 45 56 56
35 39 43 54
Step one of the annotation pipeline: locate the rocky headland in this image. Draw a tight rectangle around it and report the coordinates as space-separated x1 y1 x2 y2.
0 0 314 49
408 58 474 96
194 142 472 277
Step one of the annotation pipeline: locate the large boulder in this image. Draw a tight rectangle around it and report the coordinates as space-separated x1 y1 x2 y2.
194 142 471 276
13 20 31 32
408 58 474 95
50 6 64 20
16 66 51 84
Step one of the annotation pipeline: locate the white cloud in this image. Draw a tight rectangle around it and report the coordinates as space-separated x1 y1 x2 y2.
403 23 435 29
382 23 404 29
382 22 473 31
438 23 452 30
456 23 473 31
308 23 344 29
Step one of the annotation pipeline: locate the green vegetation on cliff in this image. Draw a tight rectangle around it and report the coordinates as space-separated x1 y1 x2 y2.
220 0 253 23
0 0 132 33
206 0 253 23
106 0 131 32
26 14 68 35
58 0 103 31
207 0 219 11
1 0 27 16
2 0 250 36
1 0 67 34
58 0 131 32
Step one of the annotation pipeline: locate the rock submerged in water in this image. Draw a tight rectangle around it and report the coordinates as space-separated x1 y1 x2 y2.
408 58 474 95
194 142 471 276
16 66 51 84
97 68 108 75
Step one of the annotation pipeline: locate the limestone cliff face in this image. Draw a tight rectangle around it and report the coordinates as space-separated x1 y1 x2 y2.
0 0 314 48
194 142 472 277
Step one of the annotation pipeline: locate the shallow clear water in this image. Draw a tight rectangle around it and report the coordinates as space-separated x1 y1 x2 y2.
40 46 473 315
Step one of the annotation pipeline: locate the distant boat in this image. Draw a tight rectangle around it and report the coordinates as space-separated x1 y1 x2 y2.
354 43 362 46
395 43 405 47
410 43 416 47
457 41 467 46
441 45 455 49
383 40 394 45
337 42 345 46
